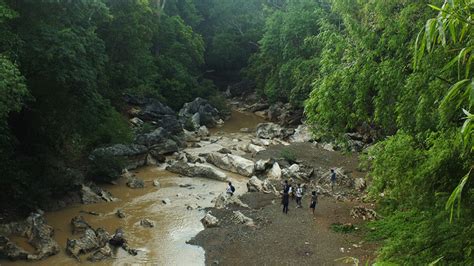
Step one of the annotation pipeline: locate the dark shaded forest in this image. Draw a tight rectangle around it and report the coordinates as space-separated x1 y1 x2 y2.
0 0 472 264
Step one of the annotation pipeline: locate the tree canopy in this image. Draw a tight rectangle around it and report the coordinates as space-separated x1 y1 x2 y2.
0 0 472 264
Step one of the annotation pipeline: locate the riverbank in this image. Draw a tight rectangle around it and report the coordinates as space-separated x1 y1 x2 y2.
0 100 377 265
190 141 378 265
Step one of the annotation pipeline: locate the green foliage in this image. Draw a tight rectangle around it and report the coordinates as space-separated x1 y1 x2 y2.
414 0 474 222
247 0 325 106
250 0 473 264
330 223 355 234
368 210 474 265
208 93 230 115
88 153 125 183
280 148 296 164
195 0 265 75
0 0 216 211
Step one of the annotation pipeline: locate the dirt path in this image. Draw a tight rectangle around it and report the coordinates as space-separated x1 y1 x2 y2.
190 192 377 265
190 141 378 265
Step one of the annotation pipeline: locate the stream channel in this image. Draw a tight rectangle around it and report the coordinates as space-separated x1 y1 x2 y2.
2 110 265 266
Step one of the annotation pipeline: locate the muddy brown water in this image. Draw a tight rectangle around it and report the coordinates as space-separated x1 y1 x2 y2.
1 110 262 266
211 109 265 134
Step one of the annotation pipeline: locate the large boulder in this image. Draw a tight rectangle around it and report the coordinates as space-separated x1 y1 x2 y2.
213 193 249 209
66 229 101 258
71 216 91 235
255 123 294 140
247 144 266 154
80 184 116 205
179 98 220 130
206 152 255 177
166 161 228 181
231 211 255 226
87 245 112 262
126 177 145 189
267 162 282 180
0 235 29 260
256 123 282 139
255 159 272 172
267 102 303 126
134 127 168 147
90 144 148 170
289 124 313 143
0 212 60 261
80 185 103 204
124 95 183 135
282 164 314 180
247 176 264 192
201 212 219 228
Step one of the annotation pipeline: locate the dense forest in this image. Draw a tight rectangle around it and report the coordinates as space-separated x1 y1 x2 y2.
0 0 472 264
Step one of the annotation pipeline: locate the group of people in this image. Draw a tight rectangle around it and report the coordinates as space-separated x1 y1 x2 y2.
224 168 338 217
281 180 318 215
281 169 337 216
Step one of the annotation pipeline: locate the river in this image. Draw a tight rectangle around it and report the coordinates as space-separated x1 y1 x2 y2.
1 109 265 266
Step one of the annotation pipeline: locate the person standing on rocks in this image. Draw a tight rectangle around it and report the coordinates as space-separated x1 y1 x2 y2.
282 180 290 214
295 184 303 208
310 191 318 216
226 181 235 196
330 169 337 192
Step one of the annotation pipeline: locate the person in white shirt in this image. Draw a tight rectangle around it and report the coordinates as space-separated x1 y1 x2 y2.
226 182 235 196
295 184 303 208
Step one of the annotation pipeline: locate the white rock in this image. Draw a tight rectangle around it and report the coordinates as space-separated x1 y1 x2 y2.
153 180 161 188
321 143 335 151
201 212 219 228
247 144 265 154
256 123 283 139
289 124 313 143
247 176 264 192
268 162 282 180
166 161 228 181
183 129 200 142
197 126 210 137
162 198 171 204
206 152 255 177
255 159 271 171
130 117 144 127
355 178 366 191
213 192 249 209
232 211 255 226
288 164 300 173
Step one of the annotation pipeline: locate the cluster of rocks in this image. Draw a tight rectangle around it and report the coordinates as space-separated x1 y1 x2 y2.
179 97 223 131
212 193 249 209
350 206 378 221
66 216 137 262
80 184 117 204
0 212 60 261
166 161 228 181
200 210 255 228
90 96 225 172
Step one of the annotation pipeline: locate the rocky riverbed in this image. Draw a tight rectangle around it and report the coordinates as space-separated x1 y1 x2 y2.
0 95 377 265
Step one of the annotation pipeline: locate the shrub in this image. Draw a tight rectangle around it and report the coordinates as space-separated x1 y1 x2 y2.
88 154 125 183
280 148 297 164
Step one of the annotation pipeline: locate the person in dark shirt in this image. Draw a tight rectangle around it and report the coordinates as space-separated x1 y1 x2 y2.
330 169 336 192
310 191 318 216
282 180 290 214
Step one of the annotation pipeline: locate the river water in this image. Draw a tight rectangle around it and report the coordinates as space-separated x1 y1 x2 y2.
1 110 265 266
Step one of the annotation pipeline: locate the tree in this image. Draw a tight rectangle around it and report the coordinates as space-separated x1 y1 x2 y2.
415 0 473 221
